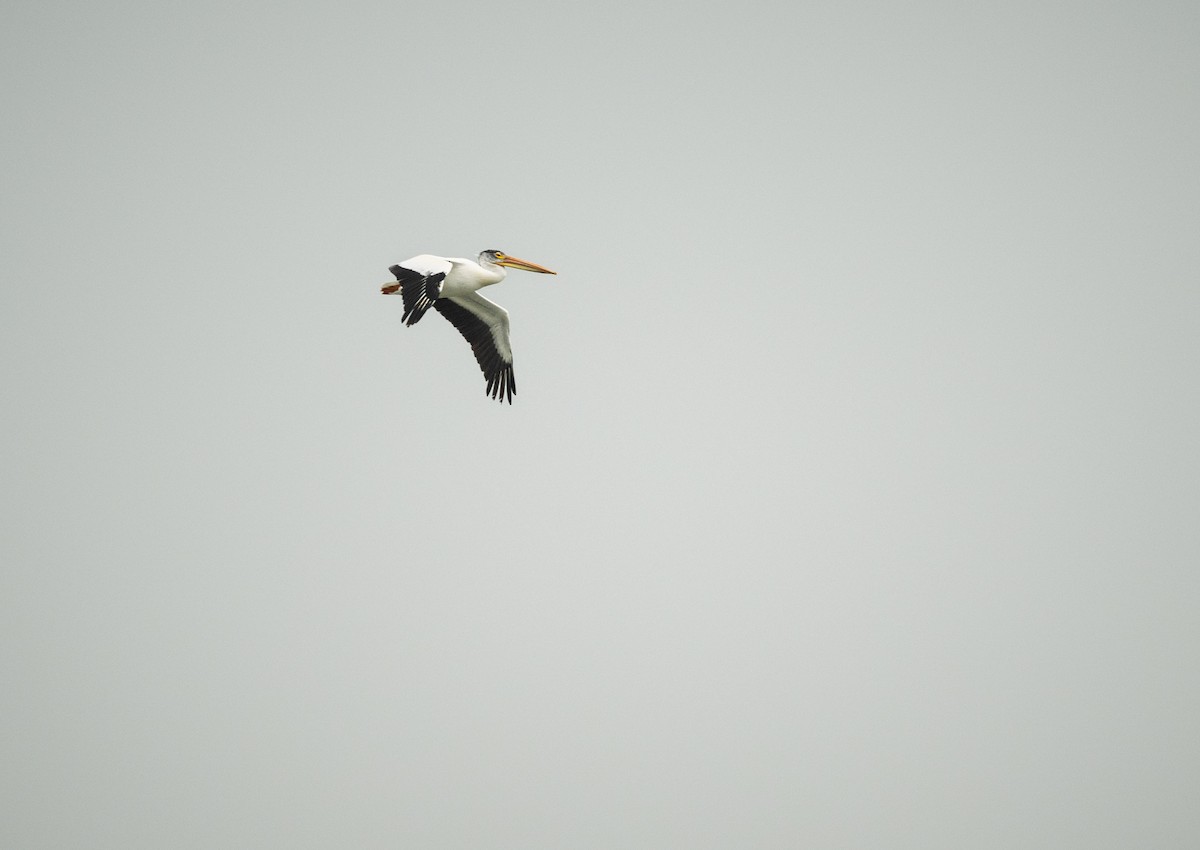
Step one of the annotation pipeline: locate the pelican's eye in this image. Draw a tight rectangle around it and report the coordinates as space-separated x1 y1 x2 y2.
494 252 506 260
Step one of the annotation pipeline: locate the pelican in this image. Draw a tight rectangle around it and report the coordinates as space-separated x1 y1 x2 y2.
381 249 557 403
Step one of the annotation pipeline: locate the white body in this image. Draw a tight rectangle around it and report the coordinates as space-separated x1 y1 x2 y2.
382 249 555 403
406 254 507 297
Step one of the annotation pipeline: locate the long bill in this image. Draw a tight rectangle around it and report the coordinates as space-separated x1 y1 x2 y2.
497 255 557 275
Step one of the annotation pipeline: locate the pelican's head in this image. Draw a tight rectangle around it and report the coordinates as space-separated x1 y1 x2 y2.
480 249 557 275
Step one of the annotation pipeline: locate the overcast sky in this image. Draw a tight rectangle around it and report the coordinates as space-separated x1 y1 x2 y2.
3 0 1199 847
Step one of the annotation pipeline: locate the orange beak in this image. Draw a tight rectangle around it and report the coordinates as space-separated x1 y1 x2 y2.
496 255 557 275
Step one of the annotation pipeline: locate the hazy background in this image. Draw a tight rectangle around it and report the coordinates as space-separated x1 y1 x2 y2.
3 0 1198 847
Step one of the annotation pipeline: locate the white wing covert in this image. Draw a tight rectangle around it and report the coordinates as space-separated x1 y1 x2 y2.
381 249 554 403
433 292 516 403
383 255 452 326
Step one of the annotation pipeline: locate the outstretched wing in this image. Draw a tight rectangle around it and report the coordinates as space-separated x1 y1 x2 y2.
382 254 450 326
434 292 516 404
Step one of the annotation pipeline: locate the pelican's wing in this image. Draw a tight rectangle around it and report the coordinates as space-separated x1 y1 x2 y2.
382 254 451 326
434 292 516 404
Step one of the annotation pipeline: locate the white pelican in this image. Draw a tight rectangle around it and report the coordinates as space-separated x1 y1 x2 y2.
381 250 557 403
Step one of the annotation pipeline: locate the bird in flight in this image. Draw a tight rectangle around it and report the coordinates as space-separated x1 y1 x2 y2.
381 250 557 403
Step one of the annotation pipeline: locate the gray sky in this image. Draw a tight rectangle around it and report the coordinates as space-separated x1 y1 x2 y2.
3 0 1199 847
